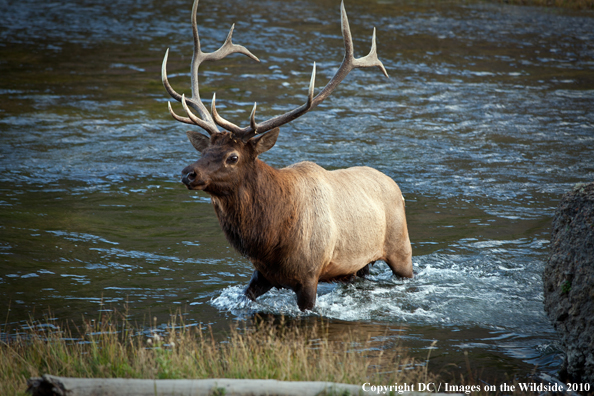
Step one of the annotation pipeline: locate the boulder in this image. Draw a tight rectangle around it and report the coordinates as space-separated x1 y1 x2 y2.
543 182 594 385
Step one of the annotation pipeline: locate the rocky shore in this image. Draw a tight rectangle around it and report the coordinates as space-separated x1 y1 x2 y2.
543 182 594 384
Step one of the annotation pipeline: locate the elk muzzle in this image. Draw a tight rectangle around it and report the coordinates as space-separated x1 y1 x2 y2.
181 163 208 190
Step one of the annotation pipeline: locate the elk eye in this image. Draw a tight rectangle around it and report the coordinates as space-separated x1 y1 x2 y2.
226 154 239 165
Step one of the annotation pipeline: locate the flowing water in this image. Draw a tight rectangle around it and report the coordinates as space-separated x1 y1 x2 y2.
1 0 593 383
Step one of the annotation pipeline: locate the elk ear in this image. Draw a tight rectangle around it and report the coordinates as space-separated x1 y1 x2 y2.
186 131 210 153
251 128 280 156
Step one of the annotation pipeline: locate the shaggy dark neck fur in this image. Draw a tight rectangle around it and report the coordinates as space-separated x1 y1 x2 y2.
210 159 299 269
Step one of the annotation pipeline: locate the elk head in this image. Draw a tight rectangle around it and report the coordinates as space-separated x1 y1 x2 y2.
162 0 388 194
180 128 279 195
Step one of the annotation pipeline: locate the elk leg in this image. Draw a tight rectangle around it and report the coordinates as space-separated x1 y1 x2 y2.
356 261 375 278
295 279 318 311
244 270 273 301
385 248 413 278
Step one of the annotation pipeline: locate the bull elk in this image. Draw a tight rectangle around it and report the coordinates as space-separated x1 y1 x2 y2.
162 0 413 311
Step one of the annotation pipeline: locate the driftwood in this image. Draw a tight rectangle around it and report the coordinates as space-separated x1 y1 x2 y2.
26 375 359 396
27 375 459 396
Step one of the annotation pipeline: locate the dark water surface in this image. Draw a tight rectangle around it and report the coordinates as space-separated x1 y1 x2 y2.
1 0 593 383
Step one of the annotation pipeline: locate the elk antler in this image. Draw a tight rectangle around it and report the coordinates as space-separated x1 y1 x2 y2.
212 1 388 141
162 0 259 136
164 0 387 141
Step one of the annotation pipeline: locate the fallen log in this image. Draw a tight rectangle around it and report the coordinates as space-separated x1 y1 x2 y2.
26 375 360 396
26 375 459 396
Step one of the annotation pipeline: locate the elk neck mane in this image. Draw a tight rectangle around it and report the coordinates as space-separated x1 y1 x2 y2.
210 158 301 266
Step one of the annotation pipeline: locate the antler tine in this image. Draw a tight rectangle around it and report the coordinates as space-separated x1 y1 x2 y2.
166 94 222 134
181 94 220 132
162 49 182 103
308 62 316 106
202 24 260 63
168 101 194 125
162 0 259 136
217 1 387 141
249 103 258 131
211 93 249 135
351 28 389 77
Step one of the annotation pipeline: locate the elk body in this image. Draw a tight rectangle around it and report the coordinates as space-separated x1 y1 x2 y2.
163 0 413 311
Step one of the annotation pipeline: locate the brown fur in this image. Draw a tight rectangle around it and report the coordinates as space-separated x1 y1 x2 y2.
182 130 412 311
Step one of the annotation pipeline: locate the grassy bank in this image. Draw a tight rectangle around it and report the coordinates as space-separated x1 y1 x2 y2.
1 311 437 395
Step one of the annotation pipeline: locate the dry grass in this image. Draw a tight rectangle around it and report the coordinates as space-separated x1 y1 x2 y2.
0 311 436 396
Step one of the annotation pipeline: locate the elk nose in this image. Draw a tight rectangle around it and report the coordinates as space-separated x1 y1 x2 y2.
182 170 196 186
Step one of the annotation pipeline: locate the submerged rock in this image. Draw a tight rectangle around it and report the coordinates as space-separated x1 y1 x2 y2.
543 182 594 385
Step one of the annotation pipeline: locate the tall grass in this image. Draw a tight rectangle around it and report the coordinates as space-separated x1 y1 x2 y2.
0 310 435 396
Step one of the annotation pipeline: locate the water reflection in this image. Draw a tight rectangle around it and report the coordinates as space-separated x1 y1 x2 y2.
1 0 593 383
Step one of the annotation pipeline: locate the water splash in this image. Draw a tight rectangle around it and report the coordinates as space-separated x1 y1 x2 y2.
212 238 550 333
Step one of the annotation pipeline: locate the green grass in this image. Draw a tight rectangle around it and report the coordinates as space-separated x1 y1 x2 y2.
0 311 437 396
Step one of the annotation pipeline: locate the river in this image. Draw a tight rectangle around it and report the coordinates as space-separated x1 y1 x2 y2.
1 0 593 384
